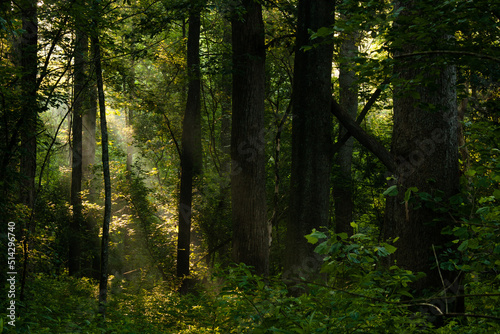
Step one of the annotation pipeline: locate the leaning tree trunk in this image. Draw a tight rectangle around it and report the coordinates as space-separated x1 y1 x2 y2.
231 0 269 276
284 0 335 281
386 0 460 301
177 1 202 294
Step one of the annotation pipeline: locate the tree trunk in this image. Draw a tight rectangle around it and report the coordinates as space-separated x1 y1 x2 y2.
19 0 38 212
284 0 334 281
91 5 112 317
81 44 99 278
177 3 202 293
334 30 358 236
82 82 100 279
385 0 460 296
231 0 269 276
82 84 97 187
69 28 87 277
18 0 37 302
210 18 232 266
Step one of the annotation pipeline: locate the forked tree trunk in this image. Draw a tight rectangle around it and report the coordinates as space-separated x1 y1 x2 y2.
231 0 269 276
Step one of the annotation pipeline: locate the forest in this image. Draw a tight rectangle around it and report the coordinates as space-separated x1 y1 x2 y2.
0 0 499 332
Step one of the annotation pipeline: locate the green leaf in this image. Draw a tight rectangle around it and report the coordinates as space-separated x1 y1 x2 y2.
404 187 418 202
465 169 476 176
314 241 329 254
458 240 468 252
311 26 333 39
305 234 318 244
418 192 432 201
375 246 389 257
337 232 348 240
468 239 479 249
305 229 327 244
383 185 398 196
476 207 490 215
385 244 397 254
399 290 414 298
493 189 500 199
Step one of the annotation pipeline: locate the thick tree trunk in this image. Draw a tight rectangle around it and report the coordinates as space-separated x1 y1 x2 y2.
284 0 334 280
386 0 460 297
231 0 269 276
19 0 38 212
334 30 358 236
18 0 37 302
177 4 202 293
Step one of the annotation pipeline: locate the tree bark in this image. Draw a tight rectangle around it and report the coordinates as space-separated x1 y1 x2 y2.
19 0 38 212
334 30 358 236
18 0 37 302
231 0 269 276
82 81 100 279
177 2 202 293
82 85 97 187
284 0 335 280
69 28 87 277
385 0 460 296
81 36 99 278
91 4 112 316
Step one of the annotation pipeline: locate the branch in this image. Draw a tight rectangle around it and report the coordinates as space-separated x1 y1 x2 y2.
160 111 182 158
265 33 295 50
332 78 390 154
330 98 397 172
394 50 500 64
36 0 77 90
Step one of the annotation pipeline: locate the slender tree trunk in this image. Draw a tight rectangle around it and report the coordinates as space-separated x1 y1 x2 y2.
385 0 460 301
177 2 202 293
91 5 112 317
209 18 232 266
69 28 87 277
82 82 100 278
284 0 334 281
334 30 358 236
231 0 269 276
82 84 97 187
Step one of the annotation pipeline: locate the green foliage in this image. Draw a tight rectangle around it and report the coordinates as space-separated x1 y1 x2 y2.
0 274 99 333
306 229 419 298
